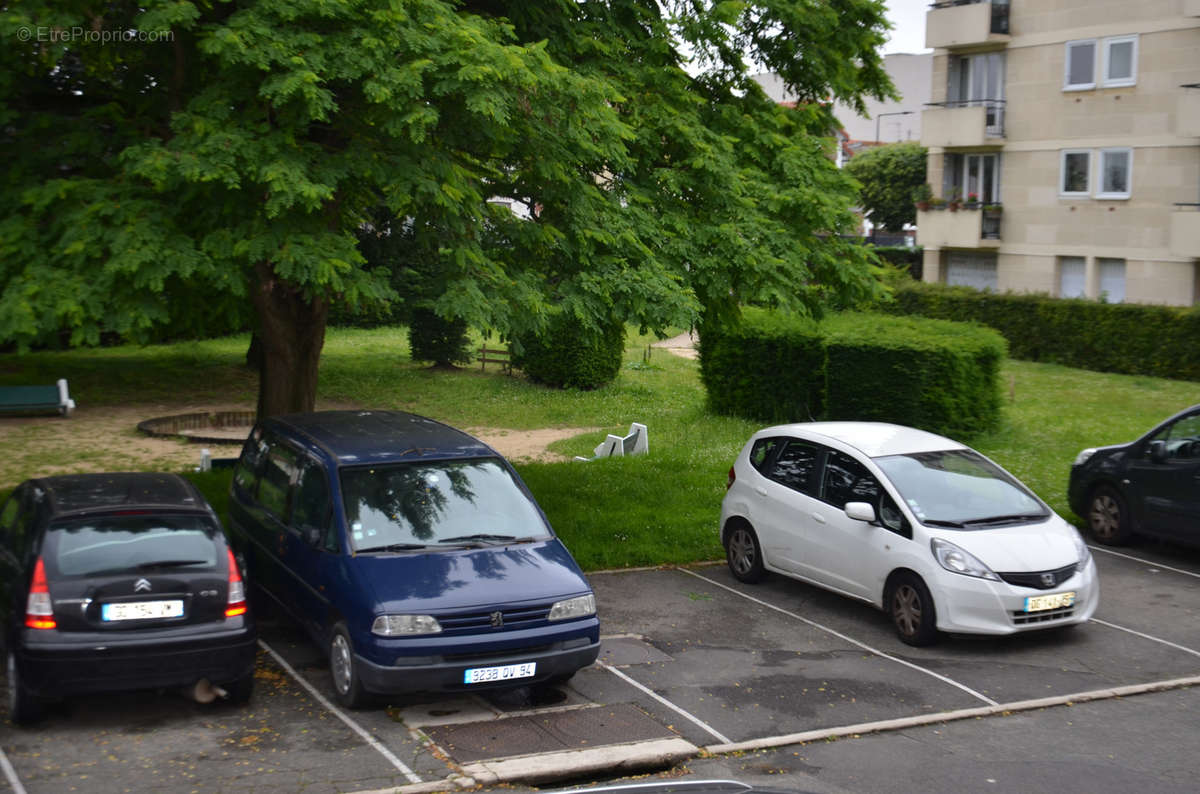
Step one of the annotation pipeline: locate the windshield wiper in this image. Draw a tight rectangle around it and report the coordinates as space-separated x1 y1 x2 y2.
963 513 1048 526
438 534 537 545
921 519 966 528
355 543 433 553
135 559 209 569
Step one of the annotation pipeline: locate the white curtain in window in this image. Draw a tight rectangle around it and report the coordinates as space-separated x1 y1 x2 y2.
1060 257 1086 298
946 253 998 291
1098 258 1126 303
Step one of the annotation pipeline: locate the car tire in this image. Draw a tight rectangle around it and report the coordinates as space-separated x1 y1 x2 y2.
887 573 939 647
329 623 367 709
224 671 254 705
6 649 43 726
725 522 767 583
1088 485 1132 545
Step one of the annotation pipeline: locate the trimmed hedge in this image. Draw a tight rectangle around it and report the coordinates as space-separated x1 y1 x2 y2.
513 312 625 390
700 308 1007 437
883 282 1200 381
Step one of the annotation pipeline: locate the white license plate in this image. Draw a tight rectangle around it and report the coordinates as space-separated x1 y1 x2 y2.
102 600 184 621
1024 591 1076 613
463 662 537 685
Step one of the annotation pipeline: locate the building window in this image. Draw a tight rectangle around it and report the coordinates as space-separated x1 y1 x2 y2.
1060 150 1091 196
1059 257 1086 298
945 252 998 291
1097 148 1132 199
1098 258 1126 303
948 51 1006 135
1064 40 1096 90
945 153 1002 204
1102 36 1137 87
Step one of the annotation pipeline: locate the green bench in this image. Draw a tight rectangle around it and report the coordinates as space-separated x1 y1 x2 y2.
0 379 76 417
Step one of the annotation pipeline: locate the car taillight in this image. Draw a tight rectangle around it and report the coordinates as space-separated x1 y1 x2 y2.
726 466 736 490
25 557 56 629
225 549 247 618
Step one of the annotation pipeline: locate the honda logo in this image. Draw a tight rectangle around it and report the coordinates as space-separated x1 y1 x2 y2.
489 611 504 628
1040 573 1056 588
134 578 152 593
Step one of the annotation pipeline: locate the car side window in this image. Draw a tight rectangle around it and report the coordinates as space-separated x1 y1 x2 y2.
749 437 783 472
822 452 881 508
294 460 337 552
764 440 821 496
1166 414 1200 460
258 443 300 520
234 425 269 493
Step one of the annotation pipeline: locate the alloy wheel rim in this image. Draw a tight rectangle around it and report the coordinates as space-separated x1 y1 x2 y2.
893 586 921 636
730 530 754 574
331 635 352 694
1090 495 1119 538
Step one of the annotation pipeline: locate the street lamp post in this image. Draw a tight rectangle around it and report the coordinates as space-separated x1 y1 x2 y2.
875 110 914 143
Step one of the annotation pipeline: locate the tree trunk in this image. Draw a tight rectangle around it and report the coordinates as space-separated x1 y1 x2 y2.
251 262 328 418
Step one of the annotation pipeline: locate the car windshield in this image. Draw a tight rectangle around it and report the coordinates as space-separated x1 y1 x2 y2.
339 457 551 552
47 514 219 577
874 449 1048 528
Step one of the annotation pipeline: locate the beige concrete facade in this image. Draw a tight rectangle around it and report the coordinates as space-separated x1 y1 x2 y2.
918 0 1200 306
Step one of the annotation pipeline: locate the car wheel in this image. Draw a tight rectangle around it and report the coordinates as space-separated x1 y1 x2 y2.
6 649 43 725
887 573 939 647
329 623 367 709
1088 485 1132 545
223 671 254 705
725 522 767 583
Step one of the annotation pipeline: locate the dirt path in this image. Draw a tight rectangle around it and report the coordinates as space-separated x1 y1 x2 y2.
651 330 698 359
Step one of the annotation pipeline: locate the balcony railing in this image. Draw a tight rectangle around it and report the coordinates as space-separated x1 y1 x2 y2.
916 202 1003 247
923 98 1006 141
929 1 1009 35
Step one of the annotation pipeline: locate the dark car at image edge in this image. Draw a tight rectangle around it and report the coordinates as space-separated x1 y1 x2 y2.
1 472 257 725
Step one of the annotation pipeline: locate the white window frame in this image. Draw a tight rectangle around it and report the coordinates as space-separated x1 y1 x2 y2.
1101 35 1138 88
1064 39 1096 91
1059 149 1092 197
1096 147 1133 200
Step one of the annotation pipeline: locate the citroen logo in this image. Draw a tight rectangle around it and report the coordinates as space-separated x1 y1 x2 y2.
489 611 504 628
1040 573 1056 588
134 578 152 593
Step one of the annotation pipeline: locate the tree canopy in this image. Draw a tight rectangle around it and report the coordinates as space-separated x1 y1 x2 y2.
1 0 895 415
844 141 928 233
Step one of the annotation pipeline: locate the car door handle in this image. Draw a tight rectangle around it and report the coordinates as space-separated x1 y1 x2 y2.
811 513 827 524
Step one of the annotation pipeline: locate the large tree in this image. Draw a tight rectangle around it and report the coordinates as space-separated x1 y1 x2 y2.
1 0 894 416
844 141 928 233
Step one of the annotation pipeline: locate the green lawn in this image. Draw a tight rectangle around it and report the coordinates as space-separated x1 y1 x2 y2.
2 327 1197 570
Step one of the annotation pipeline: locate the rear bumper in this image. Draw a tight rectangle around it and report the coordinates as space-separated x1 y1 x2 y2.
16 619 257 698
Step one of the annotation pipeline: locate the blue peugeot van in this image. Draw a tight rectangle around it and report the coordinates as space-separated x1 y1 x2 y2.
227 411 599 707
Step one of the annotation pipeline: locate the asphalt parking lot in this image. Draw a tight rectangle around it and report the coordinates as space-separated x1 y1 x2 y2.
4 539 1200 794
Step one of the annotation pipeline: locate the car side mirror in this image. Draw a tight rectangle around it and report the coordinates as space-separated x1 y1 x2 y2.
844 502 876 523
1149 440 1168 464
302 525 323 547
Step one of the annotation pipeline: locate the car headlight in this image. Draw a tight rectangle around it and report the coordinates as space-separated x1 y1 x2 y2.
548 594 596 622
372 614 442 636
931 538 1000 581
1073 448 1097 466
1071 529 1092 566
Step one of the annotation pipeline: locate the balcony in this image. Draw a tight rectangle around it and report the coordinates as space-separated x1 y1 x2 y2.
921 100 1005 148
926 1 1010 50
1179 85 1200 138
917 205 1003 248
1170 205 1200 258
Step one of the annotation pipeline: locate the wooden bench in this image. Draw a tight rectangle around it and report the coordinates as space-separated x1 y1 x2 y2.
0 379 76 417
478 346 512 374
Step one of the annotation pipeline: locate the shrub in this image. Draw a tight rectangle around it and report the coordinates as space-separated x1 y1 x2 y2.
883 282 1200 381
872 245 923 280
700 308 1007 437
699 308 825 423
408 308 472 367
513 312 625 389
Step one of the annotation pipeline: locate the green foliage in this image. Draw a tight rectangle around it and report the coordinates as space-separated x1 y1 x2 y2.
871 245 923 276
883 282 1200 381
514 312 625 390
700 308 1007 436
408 308 472 367
845 142 928 232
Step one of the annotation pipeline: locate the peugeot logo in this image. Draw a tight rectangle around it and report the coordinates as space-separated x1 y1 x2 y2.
489 611 504 628
1040 573 1056 588
134 578 152 593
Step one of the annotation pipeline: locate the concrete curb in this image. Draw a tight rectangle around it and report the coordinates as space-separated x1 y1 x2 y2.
461 737 700 786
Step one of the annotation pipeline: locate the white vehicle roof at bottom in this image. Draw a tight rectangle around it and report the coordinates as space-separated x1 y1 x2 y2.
755 421 969 459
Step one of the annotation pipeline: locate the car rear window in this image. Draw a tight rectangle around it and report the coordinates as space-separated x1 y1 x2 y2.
340 458 552 551
45 514 220 577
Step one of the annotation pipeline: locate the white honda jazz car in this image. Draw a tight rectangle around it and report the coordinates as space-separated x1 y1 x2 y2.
719 422 1099 645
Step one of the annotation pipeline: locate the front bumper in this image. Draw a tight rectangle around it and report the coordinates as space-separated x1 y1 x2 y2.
17 617 257 698
929 558 1100 636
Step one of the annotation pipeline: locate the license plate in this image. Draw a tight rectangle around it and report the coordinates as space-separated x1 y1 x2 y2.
1024 591 1076 613
102 600 184 621
463 662 536 685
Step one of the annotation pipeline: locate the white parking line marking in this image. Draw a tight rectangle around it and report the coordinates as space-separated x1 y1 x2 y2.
1088 546 1200 580
681 568 1000 707
1089 618 1200 659
0 745 26 794
257 639 422 784
598 661 733 744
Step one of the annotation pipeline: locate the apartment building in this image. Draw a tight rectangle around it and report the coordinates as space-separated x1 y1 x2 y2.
917 0 1200 305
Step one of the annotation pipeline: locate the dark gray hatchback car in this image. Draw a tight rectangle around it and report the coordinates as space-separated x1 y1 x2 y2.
1 473 256 724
